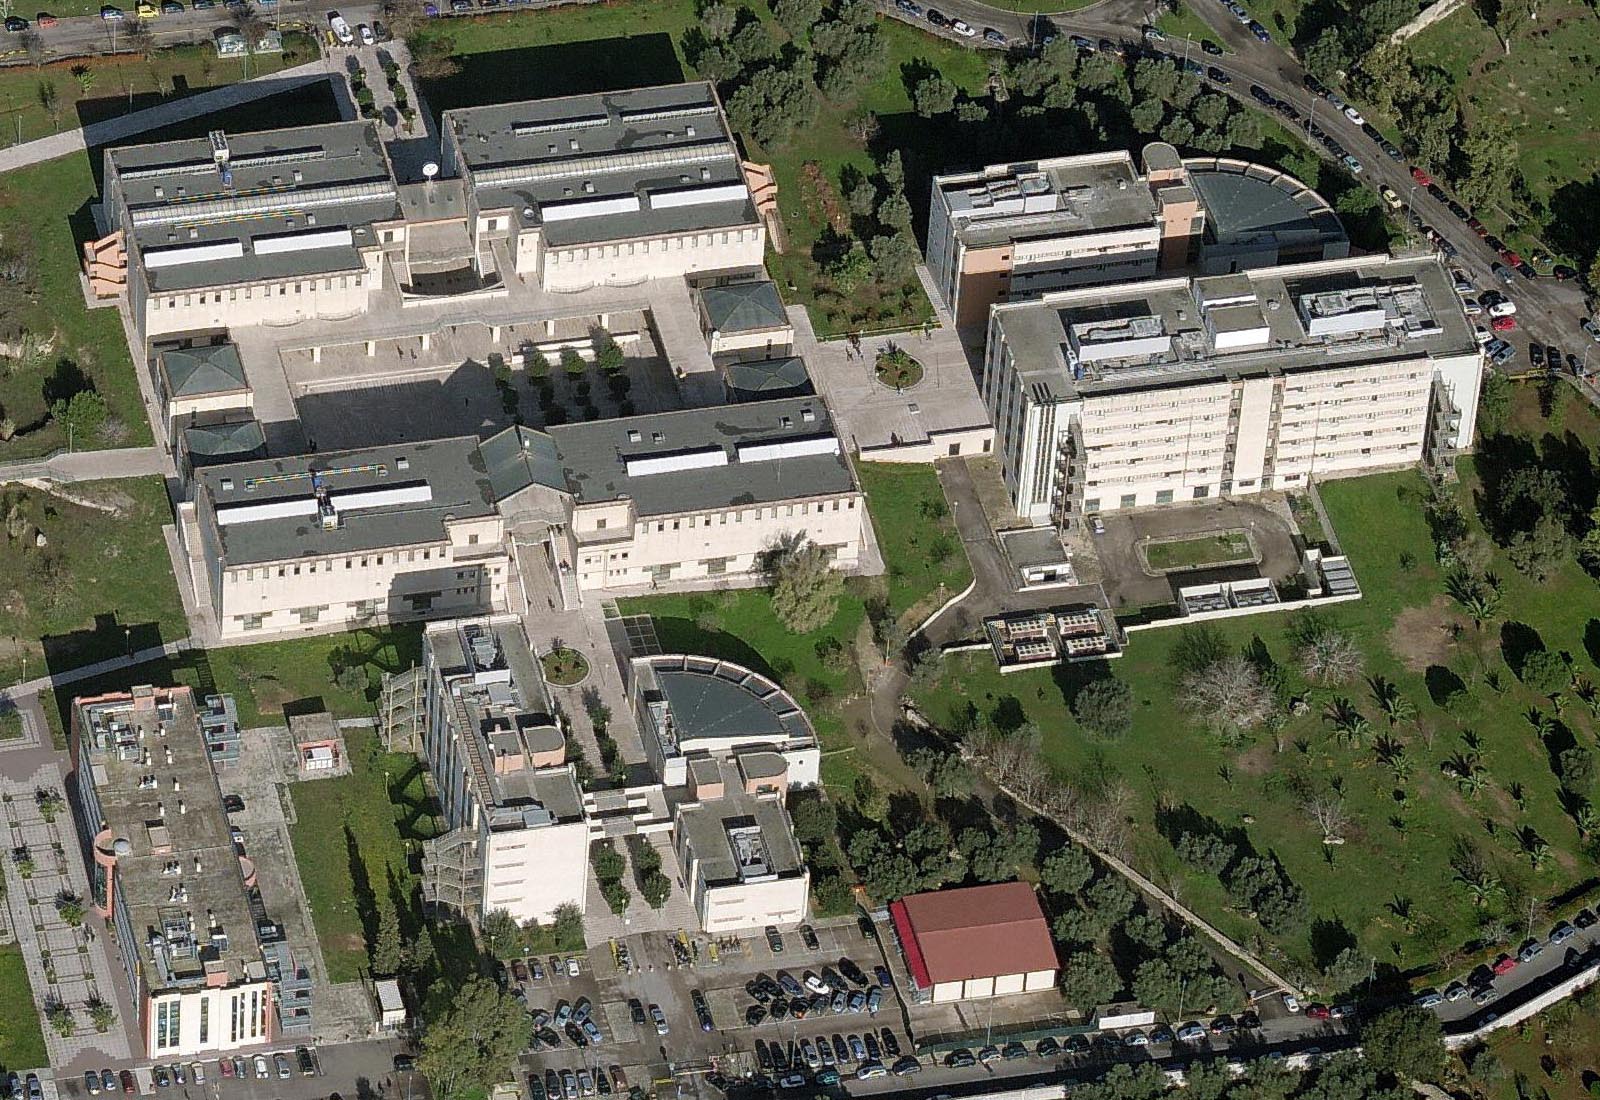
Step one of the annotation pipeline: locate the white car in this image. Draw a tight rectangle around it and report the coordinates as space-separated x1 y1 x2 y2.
1473 326 1492 346
357 21 374 44
803 973 831 996
253 1057 270 1081
565 956 581 977
1488 299 1517 318
950 18 976 36
1343 105 1365 125
1461 297 1482 316
1281 992 1301 1013
1379 185 1402 209
327 9 353 43
1582 318 1600 343
1341 155 1363 175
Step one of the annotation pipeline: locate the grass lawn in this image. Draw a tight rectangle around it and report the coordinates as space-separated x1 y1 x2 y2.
912 383 1600 983
1406 1 1600 262
1156 2 1221 48
1468 985 1600 1099
0 477 186 688
0 38 316 147
0 944 47 1072
46 625 422 741
0 83 339 465
288 725 477 994
856 461 970 622
1143 529 1253 571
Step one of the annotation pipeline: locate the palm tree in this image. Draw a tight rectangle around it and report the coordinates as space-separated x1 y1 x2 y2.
1369 675 1415 727
1574 802 1598 838
1457 870 1502 909
1324 696 1373 746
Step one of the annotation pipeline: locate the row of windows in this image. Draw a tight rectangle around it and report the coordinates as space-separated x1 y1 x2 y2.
548 228 758 265
228 552 497 582
150 273 365 311
588 497 857 533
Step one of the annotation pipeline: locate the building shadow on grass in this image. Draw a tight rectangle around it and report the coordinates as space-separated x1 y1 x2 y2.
418 34 684 116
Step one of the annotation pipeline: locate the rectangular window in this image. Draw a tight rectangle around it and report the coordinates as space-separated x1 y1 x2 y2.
1193 485 1211 499
1084 499 1101 512
1119 493 1137 509
1155 489 1174 505
596 518 607 530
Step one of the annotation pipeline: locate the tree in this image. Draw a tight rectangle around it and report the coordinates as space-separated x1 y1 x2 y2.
1132 57 1179 101
1178 653 1275 739
869 232 920 284
1160 115 1196 147
1223 110 1263 149
1303 26 1350 84
912 73 957 117
852 773 889 822
1073 677 1134 739
1299 629 1363 685
1359 1007 1446 1082
1304 792 1350 845
36 78 60 129
1129 96 1165 133
693 42 741 82
20 29 45 70
699 1 736 40
1409 103 1456 173
730 19 777 66
594 334 625 374
1322 945 1371 992
1058 949 1121 1010
373 904 405 974
773 0 822 37
480 907 520 959
551 903 584 951
88 1001 114 1033
1039 845 1094 897
57 897 84 926
764 536 844 633
876 190 912 233
1492 0 1533 53
1176 831 1234 876
847 179 878 217
725 60 817 146
1191 93 1229 130
1520 647 1571 696
789 795 838 847
417 978 533 1100
51 390 108 444
410 32 460 80
1477 370 1513 439
907 747 972 799
1559 746 1595 795
1457 117 1519 211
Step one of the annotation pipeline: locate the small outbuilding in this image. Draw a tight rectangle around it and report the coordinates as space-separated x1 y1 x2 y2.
288 711 348 779
889 881 1058 1003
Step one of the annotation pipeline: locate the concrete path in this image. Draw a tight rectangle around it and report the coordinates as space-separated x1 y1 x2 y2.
0 446 165 486
0 60 337 175
1 638 195 704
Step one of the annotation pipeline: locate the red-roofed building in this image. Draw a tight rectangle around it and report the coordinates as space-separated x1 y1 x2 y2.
888 882 1058 1003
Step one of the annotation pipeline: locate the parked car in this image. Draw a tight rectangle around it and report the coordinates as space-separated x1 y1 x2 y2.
1551 922 1579 945
949 18 976 36
274 1054 291 1080
1517 939 1545 963
1175 1022 1206 1042
85 1072 102 1095
1492 955 1519 975
649 1003 668 1035
1413 990 1445 1008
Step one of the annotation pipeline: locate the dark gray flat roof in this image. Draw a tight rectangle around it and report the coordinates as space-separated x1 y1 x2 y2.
444 82 758 247
547 397 855 515
107 120 398 292
195 436 496 565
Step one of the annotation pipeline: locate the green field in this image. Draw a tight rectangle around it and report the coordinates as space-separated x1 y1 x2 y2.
1466 984 1600 1100
856 462 970 622
0 477 186 689
0 37 315 147
910 383 1600 984
1143 530 1254 572
47 625 422 741
1155 2 1221 49
0 945 46 1073
287 725 476 987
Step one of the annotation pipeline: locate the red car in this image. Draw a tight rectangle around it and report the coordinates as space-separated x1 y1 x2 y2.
119 1072 135 1096
1411 167 1433 186
34 10 56 23
1501 250 1523 266
1492 954 1519 975
1491 316 1517 331
1305 1003 1331 1019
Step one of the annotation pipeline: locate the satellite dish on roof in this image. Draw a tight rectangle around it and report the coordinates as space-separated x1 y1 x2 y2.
421 161 439 180
112 837 132 857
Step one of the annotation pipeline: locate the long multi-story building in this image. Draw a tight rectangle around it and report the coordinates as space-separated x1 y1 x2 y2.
92 121 399 343
175 437 510 638
441 82 766 291
70 685 314 1057
419 617 589 928
484 396 866 592
926 142 1348 328
983 254 1481 527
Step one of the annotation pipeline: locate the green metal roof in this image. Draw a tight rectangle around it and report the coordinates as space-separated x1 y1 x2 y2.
723 356 811 398
160 343 248 398
701 281 789 334
183 418 266 458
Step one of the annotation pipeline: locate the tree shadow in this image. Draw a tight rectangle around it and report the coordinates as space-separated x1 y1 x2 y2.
1586 619 1600 669
1500 621 1545 677
345 823 379 970
990 694 1027 734
1309 915 1356 971
1424 665 1468 708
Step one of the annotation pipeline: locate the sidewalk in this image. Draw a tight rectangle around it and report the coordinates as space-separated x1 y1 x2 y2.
0 446 166 486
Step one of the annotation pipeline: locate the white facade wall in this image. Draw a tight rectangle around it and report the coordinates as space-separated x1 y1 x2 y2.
696 872 810 932
709 328 793 359
569 493 865 591
142 251 383 339
197 513 509 637
147 981 273 1058
931 981 964 1004
1024 969 1057 992
992 973 1026 996
481 820 590 925
525 225 765 290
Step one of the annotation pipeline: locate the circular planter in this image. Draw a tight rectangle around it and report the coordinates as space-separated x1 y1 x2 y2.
874 348 925 391
540 647 590 687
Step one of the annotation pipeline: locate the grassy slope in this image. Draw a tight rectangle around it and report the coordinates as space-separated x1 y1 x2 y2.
0 477 185 687
0 84 340 463
0 945 47 1072
912 385 1600 980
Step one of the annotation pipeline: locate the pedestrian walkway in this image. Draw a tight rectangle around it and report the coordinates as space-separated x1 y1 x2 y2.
0 638 194 703
0 446 165 486
0 60 338 175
